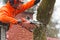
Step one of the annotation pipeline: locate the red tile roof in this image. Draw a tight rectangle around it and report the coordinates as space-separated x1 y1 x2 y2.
47 37 60 40
7 25 33 40
6 12 34 40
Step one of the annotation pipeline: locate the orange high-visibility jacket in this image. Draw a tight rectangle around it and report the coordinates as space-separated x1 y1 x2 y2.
0 0 40 24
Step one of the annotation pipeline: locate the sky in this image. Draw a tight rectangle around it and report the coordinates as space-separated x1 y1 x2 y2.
52 0 60 22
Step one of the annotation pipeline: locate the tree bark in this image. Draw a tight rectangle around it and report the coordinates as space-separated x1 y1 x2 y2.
33 0 56 40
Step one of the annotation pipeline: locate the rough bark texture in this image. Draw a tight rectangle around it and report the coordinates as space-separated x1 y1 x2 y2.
33 0 56 40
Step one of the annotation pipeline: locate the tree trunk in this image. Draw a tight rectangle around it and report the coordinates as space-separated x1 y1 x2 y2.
33 0 56 40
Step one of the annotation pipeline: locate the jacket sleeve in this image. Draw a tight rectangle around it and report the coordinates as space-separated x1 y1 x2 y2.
22 0 40 10
0 14 18 24
16 0 40 14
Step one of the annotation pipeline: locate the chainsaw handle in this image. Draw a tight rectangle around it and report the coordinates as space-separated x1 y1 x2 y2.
17 19 40 24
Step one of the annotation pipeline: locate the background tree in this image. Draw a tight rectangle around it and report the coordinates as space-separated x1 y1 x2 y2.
33 0 56 40
47 21 59 38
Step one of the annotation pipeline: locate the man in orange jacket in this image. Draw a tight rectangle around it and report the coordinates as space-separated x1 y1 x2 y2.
0 0 40 30
0 0 40 24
